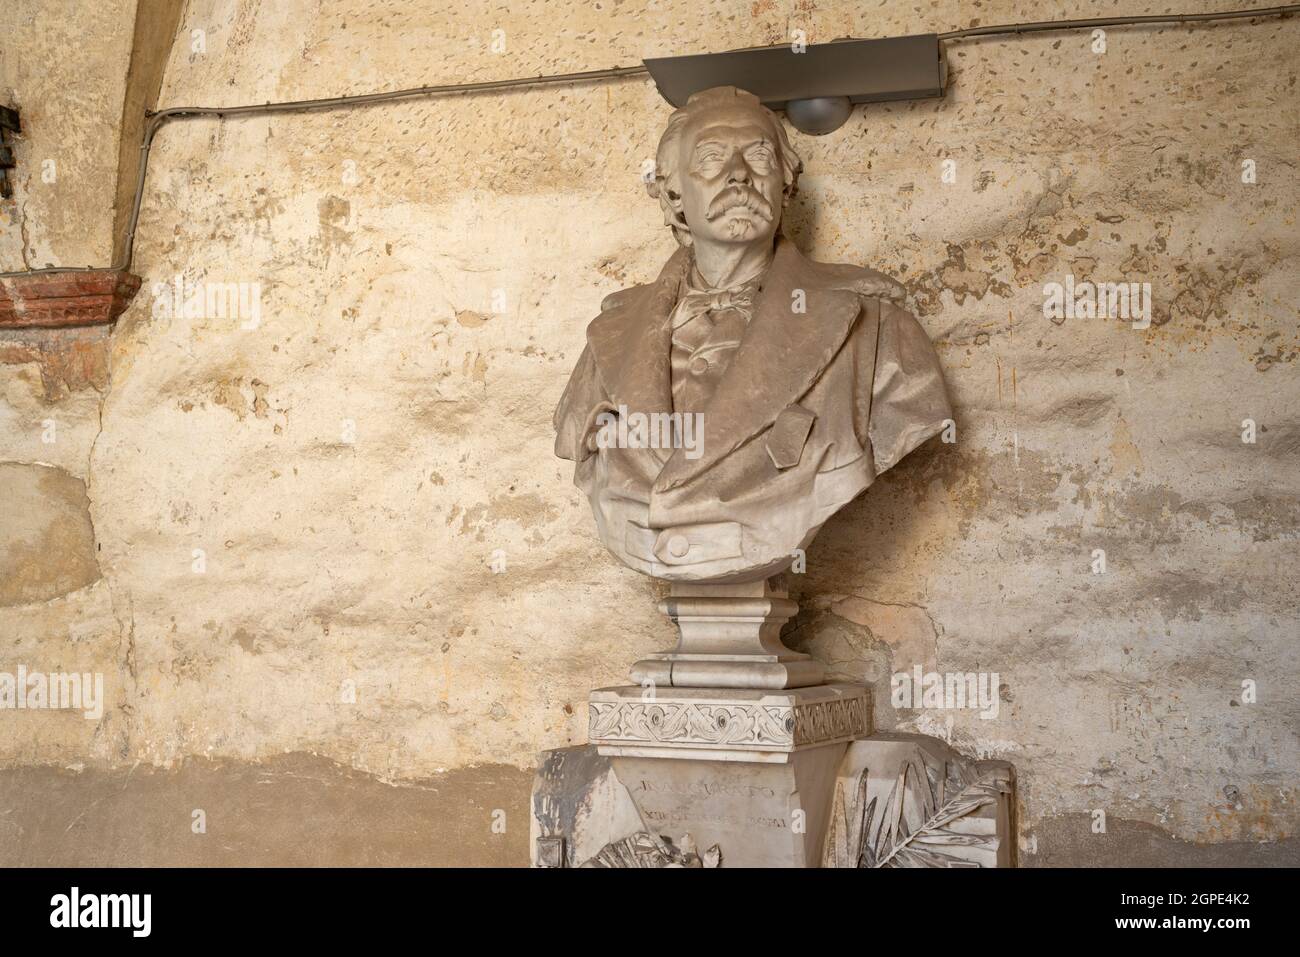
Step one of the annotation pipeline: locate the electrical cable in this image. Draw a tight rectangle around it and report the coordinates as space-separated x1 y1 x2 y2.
937 4 1300 39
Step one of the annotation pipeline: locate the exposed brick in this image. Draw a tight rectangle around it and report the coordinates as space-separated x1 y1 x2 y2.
0 269 140 329
0 325 112 398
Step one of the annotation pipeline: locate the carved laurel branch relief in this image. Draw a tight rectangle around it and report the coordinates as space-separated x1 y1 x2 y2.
578 832 722 868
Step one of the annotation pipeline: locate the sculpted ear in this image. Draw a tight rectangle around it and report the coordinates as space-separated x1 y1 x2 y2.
650 175 691 245
650 177 684 212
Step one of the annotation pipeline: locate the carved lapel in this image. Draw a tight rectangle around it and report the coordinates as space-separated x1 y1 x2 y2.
654 238 862 492
585 246 689 419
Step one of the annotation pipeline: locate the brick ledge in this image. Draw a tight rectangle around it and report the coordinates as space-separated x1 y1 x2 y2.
0 269 141 329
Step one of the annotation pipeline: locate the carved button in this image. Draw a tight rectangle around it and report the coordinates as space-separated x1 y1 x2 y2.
689 356 709 375
666 535 690 558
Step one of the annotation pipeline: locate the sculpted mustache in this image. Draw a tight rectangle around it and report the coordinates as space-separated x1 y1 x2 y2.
705 186 774 222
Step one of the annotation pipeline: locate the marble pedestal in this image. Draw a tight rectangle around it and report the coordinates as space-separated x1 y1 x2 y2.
530 729 1017 868
534 579 883 866
531 586 1017 867
587 683 871 866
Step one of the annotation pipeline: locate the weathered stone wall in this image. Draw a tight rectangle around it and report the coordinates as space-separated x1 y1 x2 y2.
1 0 1296 862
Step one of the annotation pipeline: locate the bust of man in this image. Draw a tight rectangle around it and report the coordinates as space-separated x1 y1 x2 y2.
555 86 951 583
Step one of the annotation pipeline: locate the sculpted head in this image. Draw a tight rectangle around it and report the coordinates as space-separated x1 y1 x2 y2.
648 87 803 249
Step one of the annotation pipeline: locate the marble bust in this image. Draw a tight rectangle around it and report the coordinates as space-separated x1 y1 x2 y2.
555 86 951 583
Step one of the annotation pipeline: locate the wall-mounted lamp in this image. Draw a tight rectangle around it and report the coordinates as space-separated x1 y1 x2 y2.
644 34 947 135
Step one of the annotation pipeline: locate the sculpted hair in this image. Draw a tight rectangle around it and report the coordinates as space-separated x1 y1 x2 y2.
647 86 803 246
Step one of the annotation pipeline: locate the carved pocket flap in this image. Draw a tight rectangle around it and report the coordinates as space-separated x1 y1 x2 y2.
765 403 816 470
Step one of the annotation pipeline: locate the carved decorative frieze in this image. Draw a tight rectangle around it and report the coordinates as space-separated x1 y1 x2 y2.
793 695 870 746
589 688 869 752
591 700 793 747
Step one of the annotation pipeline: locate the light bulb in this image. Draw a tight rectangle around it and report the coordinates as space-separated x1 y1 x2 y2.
785 96 853 135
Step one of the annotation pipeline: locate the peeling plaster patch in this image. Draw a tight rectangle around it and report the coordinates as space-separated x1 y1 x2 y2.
907 242 1013 315
921 445 1067 527
232 627 262 654
0 462 101 606
0 327 112 400
1109 417 1143 475
825 595 940 672
209 376 275 421
1221 493 1300 543
312 195 355 266
457 491 560 540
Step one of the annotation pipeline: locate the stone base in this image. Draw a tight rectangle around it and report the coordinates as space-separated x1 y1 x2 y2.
531 703 1019 867
607 744 846 866
585 682 871 865
528 683 871 867
529 742 850 867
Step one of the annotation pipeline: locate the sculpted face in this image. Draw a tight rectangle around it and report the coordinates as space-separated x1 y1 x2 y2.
676 103 786 248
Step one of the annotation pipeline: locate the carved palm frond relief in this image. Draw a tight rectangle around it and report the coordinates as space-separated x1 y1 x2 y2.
821 736 1017 868
853 754 1009 868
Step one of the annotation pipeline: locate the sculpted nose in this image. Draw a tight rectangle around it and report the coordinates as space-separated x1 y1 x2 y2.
723 152 752 186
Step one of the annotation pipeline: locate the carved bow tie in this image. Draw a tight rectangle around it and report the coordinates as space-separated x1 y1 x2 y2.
670 280 759 331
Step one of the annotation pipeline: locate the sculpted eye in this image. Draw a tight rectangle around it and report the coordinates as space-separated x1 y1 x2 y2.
693 145 724 171
746 144 774 168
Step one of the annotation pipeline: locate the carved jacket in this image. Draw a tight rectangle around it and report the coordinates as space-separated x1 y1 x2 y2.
554 236 951 582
